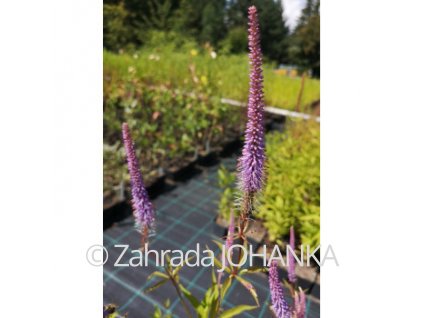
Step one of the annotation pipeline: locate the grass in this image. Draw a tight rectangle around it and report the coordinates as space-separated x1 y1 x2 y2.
104 49 320 111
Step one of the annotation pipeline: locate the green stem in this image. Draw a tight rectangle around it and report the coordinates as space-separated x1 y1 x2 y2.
166 267 193 318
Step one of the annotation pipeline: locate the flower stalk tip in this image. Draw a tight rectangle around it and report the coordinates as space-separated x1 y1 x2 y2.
269 261 291 318
288 226 297 284
122 123 155 239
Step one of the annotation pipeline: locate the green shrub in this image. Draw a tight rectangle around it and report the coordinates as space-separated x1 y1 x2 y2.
219 26 248 55
257 121 320 249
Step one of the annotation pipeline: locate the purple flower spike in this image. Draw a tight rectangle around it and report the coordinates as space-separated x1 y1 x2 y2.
122 123 155 235
294 289 306 318
238 5 265 194
288 226 297 284
269 261 291 318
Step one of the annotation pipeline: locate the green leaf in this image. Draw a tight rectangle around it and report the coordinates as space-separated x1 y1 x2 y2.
211 266 217 284
220 305 257 318
147 271 169 281
234 276 260 306
238 267 267 275
153 306 162 318
173 255 195 276
220 276 232 299
197 284 219 318
145 279 169 293
164 298 171 308
179 284 201 309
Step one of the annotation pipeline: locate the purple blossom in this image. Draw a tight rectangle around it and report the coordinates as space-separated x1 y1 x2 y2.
269 261 291 318
288 226 297 284
294 289 306 318
238 5 265 194
122 123 155 234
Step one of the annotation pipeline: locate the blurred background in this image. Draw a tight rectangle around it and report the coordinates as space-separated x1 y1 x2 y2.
104 0 319 76
103 1 320 317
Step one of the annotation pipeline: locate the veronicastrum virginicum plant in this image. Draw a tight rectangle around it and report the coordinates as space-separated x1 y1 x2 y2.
117 6 309 318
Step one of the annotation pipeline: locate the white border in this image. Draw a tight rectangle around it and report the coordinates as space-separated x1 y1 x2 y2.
322 0 423 316
0 1 102 316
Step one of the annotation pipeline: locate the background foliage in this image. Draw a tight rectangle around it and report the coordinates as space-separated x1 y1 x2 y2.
258 120 320 249
103 0 320 77
104 48 320 110
103 69 243 196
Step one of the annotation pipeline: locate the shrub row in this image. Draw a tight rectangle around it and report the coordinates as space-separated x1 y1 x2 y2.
104 75 243 199
104 48 320 111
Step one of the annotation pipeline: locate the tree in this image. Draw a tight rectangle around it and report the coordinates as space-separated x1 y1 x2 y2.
290 0 320 77
258 0 289 63
103 2 130 51
226 0 289 63
141 0 175 31
200 1 227 46
172 0 207 40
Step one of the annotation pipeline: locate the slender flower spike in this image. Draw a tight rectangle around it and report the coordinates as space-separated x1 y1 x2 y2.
288 226 297 284
122 123 155 237
294 289 306 318
238 5 265 194
269 261 291 318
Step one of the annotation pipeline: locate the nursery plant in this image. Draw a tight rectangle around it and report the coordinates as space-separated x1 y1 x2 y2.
104 78 243 199
258 120 320 250
109 6 315 318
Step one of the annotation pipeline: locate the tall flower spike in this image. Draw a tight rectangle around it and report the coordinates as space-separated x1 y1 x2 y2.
122 123 155 239
288 226 297 284
269 261 291 318
238 5 265 194
294 288 306 318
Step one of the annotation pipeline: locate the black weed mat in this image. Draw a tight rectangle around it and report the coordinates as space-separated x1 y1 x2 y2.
103 157 320 318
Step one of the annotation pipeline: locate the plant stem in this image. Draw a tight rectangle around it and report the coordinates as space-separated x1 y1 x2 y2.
140 227 148 251
165 267 193 318
234 193 254 274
